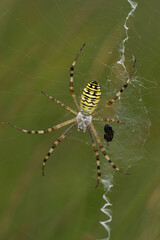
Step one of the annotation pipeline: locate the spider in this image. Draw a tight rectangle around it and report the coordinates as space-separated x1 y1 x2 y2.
9 43 136 187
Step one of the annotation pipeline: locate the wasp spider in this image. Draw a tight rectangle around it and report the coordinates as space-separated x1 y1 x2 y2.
9 44 136 187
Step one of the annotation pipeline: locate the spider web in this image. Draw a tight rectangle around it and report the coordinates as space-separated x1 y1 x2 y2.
0 0 155 240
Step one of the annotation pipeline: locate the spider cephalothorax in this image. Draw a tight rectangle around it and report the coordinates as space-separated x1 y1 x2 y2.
9 43 136 187
76 112 92 132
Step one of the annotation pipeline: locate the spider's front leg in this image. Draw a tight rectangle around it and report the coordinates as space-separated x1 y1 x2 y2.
8 118 76 134
88 126 101 187
42 123 75 176
90 123 130 175
92 117 125 124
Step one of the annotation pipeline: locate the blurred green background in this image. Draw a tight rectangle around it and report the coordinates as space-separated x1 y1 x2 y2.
0 0 160 239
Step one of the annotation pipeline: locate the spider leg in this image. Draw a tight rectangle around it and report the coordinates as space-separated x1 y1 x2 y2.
92 117 124 124
88 126 101 187
70 43 86 111
41 91 77 115
8 118 76 134
90 123 130 175
92 59 136 116
42 123 75 176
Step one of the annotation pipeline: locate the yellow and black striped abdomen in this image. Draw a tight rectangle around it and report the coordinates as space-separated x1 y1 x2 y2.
80 81 101 115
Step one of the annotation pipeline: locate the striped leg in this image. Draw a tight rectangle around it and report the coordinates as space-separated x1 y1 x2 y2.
88 127 101 187
93 117 124 124
90 123 130 175
42 123 75 176
70 43 86 111
41 91 77 115
92 59 136 116
8 118 76 134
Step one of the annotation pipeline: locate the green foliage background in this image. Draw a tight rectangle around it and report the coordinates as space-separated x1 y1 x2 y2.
0 0 160 240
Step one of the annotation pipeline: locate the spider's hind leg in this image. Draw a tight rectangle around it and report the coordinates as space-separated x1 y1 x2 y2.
70 43 86 111
92 59 136 116
41 91 77 115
